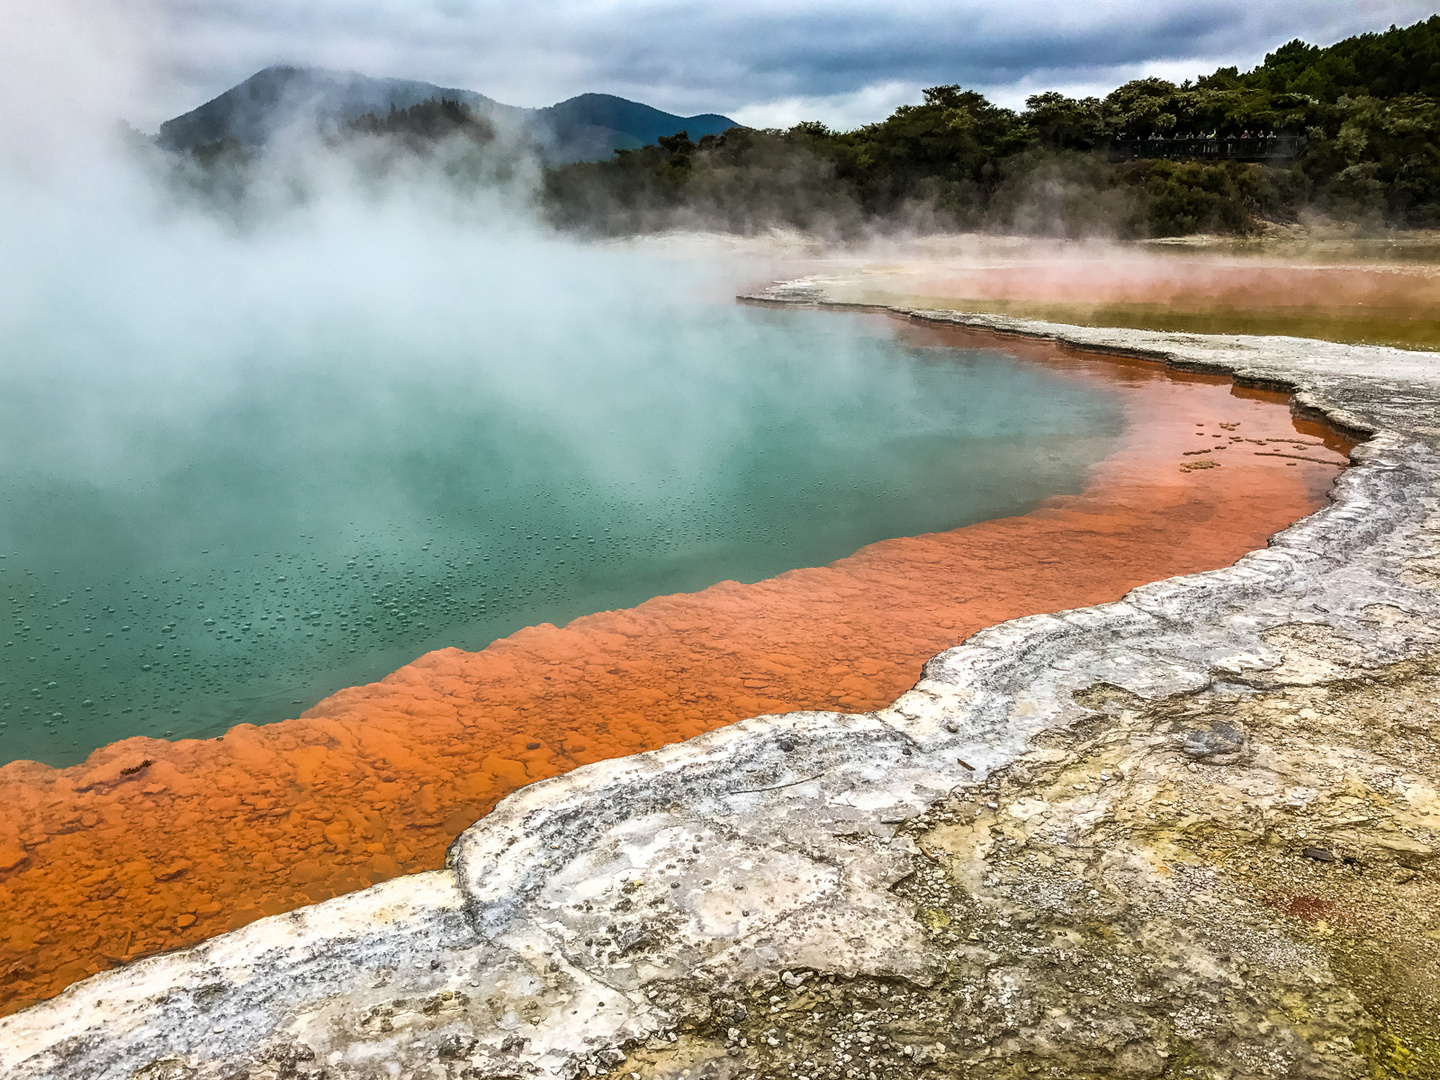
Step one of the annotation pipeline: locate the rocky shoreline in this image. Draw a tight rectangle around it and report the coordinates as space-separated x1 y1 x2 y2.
2 291 1438 1079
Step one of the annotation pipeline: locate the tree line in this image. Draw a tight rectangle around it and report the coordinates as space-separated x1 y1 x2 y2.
541 15 1440 237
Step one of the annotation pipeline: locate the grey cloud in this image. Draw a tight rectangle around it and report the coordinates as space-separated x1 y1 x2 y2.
133 0 1437 128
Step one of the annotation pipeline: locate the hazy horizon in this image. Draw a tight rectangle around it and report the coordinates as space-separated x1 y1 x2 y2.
6 0 1437 143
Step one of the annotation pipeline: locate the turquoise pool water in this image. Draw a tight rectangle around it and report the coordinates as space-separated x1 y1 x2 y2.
0 302 1125 767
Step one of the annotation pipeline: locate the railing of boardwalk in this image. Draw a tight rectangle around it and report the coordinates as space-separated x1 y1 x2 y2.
1111 133 1306 163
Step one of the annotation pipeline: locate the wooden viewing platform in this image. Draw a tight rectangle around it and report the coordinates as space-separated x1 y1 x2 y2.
1112 134 1305 163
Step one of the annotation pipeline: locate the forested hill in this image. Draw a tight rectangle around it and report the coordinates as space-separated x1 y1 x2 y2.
1206 15 1440 99
542 15 1440 237
157 66 735 163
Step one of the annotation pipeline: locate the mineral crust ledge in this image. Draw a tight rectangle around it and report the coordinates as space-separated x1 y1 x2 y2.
4 291 1440 1080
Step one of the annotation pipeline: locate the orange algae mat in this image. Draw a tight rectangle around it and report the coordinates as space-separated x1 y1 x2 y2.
0 322 1352 1015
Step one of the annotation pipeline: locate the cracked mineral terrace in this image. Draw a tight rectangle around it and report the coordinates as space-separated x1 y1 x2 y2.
2 290 1439 1079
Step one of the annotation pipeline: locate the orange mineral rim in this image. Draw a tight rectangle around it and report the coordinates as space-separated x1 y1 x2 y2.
0 319 1354 1016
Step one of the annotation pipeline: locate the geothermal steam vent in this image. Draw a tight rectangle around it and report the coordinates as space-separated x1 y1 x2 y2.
1 276 1352 1042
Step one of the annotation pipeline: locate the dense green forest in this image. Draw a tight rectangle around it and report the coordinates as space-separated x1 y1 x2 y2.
542 15 1440 237
345 98 497 146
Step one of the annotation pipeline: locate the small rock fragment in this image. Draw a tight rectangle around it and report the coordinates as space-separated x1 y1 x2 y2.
1181 721 1247 763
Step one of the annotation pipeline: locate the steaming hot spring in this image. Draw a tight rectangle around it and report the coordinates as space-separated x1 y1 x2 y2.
0 216 1352 1015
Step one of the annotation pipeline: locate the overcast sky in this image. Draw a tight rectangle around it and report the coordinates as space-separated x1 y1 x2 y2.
102 0 1440 129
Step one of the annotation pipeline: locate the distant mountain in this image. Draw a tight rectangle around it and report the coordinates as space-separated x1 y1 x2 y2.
534 93 736 159
156 66 737 163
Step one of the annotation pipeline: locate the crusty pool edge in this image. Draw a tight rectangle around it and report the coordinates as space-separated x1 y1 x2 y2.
4 293 1439 1079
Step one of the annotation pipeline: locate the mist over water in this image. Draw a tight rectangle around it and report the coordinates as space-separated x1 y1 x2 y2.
0 133 1127 768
